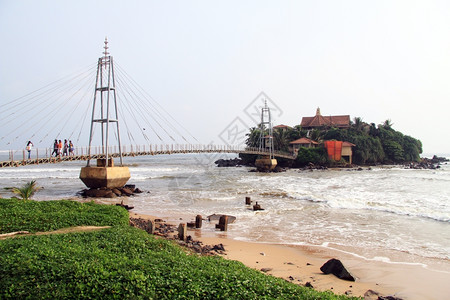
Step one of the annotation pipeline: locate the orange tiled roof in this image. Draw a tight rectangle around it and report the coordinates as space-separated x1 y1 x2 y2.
342 141 356 147
274 124 292 129
301 108 350 128
289 137 318 145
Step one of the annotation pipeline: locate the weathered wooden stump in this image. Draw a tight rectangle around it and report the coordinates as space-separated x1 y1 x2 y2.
245 196 251 205
253 201 264 211
148 220 155 234
215 215 228 231
178 223 187 241
195 215 202 228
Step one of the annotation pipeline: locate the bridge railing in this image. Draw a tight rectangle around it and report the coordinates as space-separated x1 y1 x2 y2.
1 144 296 167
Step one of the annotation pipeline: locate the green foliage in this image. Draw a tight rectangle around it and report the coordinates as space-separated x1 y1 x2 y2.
0 200 355 299
0 199 129 233
11 180 41 200
296 147 329 166
245 126 262 148
244 116 422 165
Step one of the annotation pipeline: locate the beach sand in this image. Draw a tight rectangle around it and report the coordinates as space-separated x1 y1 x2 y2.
131 212 450 300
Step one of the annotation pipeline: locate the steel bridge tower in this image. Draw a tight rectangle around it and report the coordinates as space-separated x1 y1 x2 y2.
255 99 277 171
80 38 130 189
86 37 124 166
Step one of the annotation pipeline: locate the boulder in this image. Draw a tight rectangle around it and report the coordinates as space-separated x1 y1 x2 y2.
112 188 122 196
320 258 355 281
120 187 133 196
207 214 236 223
84 189 113 198
214 158 243 167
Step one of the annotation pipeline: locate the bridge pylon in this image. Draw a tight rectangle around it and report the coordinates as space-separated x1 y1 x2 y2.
79 38 130 189
255 100 278 171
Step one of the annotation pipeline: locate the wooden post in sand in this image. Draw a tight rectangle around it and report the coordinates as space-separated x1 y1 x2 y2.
148 220 155 234
216 215 228 231
253 202 264 211
195 215 202 229
178 223 187 241
245 196 251 205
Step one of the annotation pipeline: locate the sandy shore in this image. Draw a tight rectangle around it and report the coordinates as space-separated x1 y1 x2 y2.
130 212 450 300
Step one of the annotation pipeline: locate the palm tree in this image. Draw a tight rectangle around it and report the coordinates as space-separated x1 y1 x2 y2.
273 128 290 152
12 180 42 200
352 117 364 132
382 119 393 130
245 127 262 148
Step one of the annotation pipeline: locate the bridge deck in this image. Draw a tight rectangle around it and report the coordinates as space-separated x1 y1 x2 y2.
0 145 296 167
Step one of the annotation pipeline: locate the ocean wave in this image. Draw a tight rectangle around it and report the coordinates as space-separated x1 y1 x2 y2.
258 191 291 198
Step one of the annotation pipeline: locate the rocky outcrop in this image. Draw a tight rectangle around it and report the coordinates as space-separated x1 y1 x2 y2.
215 158 243 167
130 217 226 255
405 155 448 169
79 184 143 199
320 258 355 281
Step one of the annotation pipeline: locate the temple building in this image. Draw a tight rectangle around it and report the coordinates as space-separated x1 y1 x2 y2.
289 138 318 155
300 108 350 129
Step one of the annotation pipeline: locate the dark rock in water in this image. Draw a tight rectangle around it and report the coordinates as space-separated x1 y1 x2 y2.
320 258 355 281
80 184 144 199
112 188 122 196
124 184 136 190
215 158 243 167
121 187 133 196
207 214 236 223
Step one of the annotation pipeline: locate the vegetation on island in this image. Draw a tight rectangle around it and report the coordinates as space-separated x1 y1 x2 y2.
0 198 355 299
244 118 422 166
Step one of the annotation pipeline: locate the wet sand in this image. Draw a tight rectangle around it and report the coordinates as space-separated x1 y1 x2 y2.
130 212 450 299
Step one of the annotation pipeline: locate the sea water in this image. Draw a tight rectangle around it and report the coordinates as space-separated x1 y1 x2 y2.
0 153 449 273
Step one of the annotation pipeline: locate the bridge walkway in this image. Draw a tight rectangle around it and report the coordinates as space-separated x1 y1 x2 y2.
0 145 296 168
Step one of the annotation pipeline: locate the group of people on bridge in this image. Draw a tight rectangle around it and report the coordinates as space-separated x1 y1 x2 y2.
24 139 74 159
51 139 74 157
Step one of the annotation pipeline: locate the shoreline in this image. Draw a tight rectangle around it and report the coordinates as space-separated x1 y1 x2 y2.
129 212 450 300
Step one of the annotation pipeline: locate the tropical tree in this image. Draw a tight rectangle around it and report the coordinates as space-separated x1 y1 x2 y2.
273 128 291 152
12 180 42 200
352 117 365 132
245 126 262 148
382 119 393 130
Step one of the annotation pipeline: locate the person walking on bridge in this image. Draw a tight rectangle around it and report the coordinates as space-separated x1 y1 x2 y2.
57 140 63 157
63 139 68 156
51 139 58 157
69 140 74 156
26 141 33 159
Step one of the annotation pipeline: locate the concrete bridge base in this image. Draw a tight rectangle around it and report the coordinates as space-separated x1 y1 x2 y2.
79 159 130 189
255 156 278 172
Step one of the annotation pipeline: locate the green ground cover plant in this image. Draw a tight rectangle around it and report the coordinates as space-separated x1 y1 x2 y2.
0 199 355 299
0 199 129 233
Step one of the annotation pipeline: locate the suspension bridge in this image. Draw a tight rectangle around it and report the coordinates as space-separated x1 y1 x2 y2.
0 39 295 169
0 144 295 168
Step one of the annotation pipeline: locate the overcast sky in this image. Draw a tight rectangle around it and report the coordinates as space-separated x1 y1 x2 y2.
1 0 449 155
